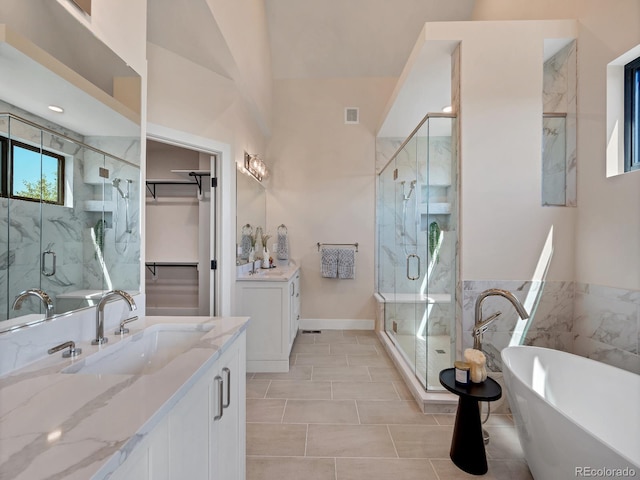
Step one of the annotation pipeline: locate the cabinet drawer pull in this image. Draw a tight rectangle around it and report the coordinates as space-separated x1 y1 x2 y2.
222 367 231 409
213 375 224 421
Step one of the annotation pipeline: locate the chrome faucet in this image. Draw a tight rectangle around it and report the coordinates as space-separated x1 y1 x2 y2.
473 288 529 350
92 290 137 345
12 289 54 319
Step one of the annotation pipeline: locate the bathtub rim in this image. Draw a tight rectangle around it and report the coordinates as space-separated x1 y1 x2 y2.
501 345 640 469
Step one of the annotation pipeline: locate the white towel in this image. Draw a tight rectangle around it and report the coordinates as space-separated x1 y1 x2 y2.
337 248 355 279
321 248 339 278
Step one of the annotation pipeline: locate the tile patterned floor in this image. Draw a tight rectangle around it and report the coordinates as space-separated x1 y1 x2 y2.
246 330 534 480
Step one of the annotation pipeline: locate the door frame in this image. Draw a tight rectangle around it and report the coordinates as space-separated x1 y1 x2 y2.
145 123 233 316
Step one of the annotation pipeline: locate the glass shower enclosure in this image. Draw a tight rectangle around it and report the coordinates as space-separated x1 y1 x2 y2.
376 113 458 390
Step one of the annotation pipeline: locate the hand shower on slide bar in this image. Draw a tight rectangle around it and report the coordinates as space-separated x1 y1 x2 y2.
112 178 132 234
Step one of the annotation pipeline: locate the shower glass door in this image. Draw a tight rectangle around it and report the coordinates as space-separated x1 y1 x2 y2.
377 113 457 391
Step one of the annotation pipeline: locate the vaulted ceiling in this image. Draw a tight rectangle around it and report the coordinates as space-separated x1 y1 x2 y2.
148 0 476 81
264 0 475 79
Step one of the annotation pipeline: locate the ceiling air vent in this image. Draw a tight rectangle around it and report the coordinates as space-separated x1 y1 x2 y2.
344 107 359 124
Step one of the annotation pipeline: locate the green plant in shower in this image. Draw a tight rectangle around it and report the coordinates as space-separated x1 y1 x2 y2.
429 221 441 263
93 219 106 260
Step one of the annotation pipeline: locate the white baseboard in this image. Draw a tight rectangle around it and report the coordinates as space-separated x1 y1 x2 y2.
299 318 374 331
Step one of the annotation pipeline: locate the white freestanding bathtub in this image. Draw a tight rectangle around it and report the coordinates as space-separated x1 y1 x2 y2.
501 346 639 480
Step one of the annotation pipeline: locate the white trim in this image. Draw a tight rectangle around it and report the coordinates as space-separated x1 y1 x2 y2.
606 43 640 177
299 318 374 331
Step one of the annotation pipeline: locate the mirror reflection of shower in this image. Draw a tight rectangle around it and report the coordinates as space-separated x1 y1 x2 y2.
400 179 417 256
112 178 133 253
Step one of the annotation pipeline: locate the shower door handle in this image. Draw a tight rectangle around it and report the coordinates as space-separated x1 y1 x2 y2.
406 254 420 280
42 250 56 277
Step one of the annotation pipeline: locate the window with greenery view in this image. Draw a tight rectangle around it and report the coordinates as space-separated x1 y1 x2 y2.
0 138 65 205
625 56 640 172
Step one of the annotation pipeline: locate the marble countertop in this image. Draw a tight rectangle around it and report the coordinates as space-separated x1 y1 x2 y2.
0 315 250 480
236 262 299 282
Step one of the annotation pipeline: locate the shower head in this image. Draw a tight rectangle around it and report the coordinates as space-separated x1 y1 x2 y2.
407 180 416 199
112 178 127 199
401 179 416 201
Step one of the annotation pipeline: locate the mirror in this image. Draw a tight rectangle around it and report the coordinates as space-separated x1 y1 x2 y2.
0 17 141 331
236 166 266 265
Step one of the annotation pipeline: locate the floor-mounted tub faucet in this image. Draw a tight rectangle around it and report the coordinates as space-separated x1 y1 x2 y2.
93 290 137 345
473 288 529 350
12 289 54 319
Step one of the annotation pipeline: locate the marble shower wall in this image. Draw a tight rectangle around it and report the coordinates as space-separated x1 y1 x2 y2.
376 127 457 337
0 101 140 320
542 41 577 207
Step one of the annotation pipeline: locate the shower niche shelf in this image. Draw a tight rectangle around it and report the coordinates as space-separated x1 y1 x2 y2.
418 203 451 215
83 200 115 212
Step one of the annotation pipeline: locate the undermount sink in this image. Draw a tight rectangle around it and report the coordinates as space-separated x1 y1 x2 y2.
62 323 214 375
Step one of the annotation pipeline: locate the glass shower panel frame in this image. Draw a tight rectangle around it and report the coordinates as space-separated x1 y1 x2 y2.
377 113 457 392
0 115 8 321
421 116 457 390
377 161 397 340
6 117 46 319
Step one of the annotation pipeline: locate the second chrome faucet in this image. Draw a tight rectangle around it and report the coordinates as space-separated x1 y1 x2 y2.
92 290 137 345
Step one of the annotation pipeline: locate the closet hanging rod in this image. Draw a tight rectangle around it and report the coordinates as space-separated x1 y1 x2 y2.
317 242 359 252
145 262 199 275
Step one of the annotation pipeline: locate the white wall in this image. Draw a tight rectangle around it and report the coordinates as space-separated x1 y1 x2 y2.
573 1 640 289
206 0 273 135
417 21 578 282
472 0 640 290
267 77 396 321
56 0 147 76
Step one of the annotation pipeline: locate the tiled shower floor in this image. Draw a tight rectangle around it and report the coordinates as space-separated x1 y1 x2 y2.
246 329 533 480
392 333 452 390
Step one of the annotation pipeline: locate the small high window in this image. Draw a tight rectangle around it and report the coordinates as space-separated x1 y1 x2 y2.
0 138 65 205
624 56 640 172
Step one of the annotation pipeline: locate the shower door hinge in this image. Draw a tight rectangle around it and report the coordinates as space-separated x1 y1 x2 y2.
211 177 218 188
211 260 217 270
393 169 398 180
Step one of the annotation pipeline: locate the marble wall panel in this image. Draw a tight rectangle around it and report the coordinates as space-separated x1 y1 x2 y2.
462 280 574 371
542 42 577 207
573 282 640 374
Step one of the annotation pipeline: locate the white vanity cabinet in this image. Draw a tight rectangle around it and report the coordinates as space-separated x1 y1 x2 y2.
237 267 301 372
109 331 246 480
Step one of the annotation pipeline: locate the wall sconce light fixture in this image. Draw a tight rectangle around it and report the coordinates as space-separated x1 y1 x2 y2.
244 152 268 181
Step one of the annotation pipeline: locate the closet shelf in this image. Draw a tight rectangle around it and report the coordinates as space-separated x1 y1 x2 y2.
146 171 211 198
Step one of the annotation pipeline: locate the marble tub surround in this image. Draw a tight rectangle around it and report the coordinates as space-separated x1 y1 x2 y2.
462 280 640 375
0 315 249 480
573 283 640 374
461 280 574 371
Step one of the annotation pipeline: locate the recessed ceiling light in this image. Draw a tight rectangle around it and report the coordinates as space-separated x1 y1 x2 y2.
442 105 453 113
48 105 64 113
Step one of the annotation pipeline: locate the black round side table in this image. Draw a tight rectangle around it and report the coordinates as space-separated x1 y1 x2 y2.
439 368 502 475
